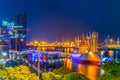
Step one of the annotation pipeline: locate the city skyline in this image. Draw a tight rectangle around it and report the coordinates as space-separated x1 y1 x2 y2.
0 0 120 42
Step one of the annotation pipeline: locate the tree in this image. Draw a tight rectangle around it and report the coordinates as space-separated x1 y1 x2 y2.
101 62 119 71
53 66 72 75
42 72 61 80
42 66 89 80
62 72 89 80
0 65 38 80
0 64 5 69
99 74 115 80
101 62 120 76
98 73 120 80
99 62 120 80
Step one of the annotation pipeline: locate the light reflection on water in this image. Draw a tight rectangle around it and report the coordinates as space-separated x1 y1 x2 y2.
63 50 120 80
64 59 101 80
27 50 120 80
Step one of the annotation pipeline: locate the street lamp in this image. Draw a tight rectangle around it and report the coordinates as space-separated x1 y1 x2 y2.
32 40 41 79
14 29 18 59
37 43 41 80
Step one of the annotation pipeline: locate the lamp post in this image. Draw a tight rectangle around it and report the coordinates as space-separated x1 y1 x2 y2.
14 29 18 59
37 43 41 80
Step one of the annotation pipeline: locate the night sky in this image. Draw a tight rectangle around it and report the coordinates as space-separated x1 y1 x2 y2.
0 0 120 42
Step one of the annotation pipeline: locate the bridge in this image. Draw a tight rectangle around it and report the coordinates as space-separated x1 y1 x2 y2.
20 50 69 58
98 44 120 51
9 46 120 67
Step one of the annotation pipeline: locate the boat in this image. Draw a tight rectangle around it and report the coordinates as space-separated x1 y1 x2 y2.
71 49 101 65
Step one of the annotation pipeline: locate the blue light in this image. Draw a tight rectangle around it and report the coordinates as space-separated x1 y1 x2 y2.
2 20 14 26
7 26 14 31
71 54 81 58
102 57 114 63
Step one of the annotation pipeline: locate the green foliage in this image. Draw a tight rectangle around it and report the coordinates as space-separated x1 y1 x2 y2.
117 59 120 63
62 72 89 80
42 66 89 80
76 73 90 80
99 62 120 80
98 74 113 80
98 73 120 80
42 72 61 80
101 62 120 72
0 65 38 80
0 64 5 69
53 66 72 75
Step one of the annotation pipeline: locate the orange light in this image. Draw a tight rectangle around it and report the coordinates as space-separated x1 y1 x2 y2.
34 41 38 44
89 52 93 55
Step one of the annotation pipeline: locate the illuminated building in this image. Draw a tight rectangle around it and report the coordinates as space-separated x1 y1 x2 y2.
75 36 81 48
81 34 86 45
0 13 27 51
27 32 99 53
104 35 120 49
75 34 90 53
79 44 89 53
90 32 98 52
10 12 26 51
74 32 99 53
0 27 10 42
0 40 9 59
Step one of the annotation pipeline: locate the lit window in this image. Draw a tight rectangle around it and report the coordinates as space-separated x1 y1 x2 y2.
21 39 24 42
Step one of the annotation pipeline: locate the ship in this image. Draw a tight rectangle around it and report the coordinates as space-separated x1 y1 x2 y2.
71 48 101 65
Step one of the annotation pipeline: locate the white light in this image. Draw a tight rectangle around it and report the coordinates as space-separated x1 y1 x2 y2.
101 51 104 55
2 52 7 56
89 52 93 55
21 39 24 42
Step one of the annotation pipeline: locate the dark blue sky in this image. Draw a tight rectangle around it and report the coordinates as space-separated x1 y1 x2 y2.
0 0 120 42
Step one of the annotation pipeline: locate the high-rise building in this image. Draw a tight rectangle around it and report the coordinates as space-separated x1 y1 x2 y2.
90 32 98 52
10 12 27 51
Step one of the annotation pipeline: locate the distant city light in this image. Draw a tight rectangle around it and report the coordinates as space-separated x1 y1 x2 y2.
21 39 24 42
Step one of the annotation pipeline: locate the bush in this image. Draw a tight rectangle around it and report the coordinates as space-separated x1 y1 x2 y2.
0 64 5 69
62 72 89 80
98 73 120 80
99 62 120 80
42 66 89 80
53 66 72 75
0 65 38 80
101 62 119 71
42 72 61 80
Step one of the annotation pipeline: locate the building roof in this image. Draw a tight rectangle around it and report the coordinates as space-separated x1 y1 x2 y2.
0 40 8 45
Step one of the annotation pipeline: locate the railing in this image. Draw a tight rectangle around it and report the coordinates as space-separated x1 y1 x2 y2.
21 58 44 74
